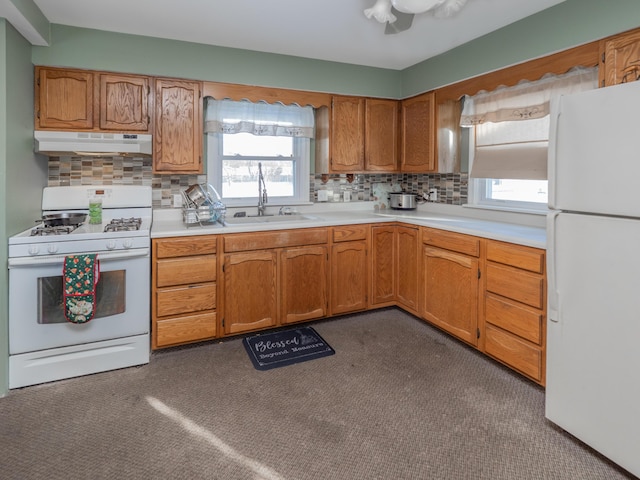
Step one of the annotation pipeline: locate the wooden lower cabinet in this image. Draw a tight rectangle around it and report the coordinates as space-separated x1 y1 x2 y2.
370 224 419 312
330 225 369 315
221 228 329 335
152 236 218 349
280 245 328 325
370 224 396 307
223 250 278 335
151 224 546 386
396 225 419 313
483 240 546 385
420 227 481 346
422 245 480 346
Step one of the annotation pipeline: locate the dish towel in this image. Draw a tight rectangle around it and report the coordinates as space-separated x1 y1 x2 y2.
63 254 100 324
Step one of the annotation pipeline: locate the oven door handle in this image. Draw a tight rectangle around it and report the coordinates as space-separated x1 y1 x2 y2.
8 248 150 267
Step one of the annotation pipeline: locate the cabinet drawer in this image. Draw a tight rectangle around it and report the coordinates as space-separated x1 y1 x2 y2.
332 225 368 242
156 312 217 347
422 227 479 257
154 236 217 258
486 263 544 309
156 255 216 287
156 283 216 317
486 241 544 273
224 228 327 252
485 324 542 382
485 293 543 345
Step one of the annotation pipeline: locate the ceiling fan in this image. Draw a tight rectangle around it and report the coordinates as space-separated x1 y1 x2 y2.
364 0 469 34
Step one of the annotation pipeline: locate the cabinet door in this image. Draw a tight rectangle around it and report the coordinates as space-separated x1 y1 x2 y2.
280 246 328 324
154 78 202 173
601 28 640 86
330 96 365 172
365 98 398 171
331 241 368 315
396 226 419 312
370 225 396 306
223 251 277 335
400 91 436 172
36 68 94 130
422 245 479 346
99 74 150 131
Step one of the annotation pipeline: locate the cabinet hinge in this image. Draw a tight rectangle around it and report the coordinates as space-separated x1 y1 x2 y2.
222 318 225 328
477 269 481 279
477 328 480 339
37 78 40 87
601 52 606 64
222 264 225 273
36 110 40 119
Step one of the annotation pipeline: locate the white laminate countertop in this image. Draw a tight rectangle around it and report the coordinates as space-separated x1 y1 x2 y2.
151 203 547 249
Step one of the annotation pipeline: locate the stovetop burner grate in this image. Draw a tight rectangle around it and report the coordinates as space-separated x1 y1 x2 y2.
104 217 142 232
31 224 80 236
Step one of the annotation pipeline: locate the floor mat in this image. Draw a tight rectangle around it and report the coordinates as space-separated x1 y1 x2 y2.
242 326 335 370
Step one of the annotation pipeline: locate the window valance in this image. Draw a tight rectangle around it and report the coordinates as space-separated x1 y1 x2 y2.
204 98 315 138
460 66 598 126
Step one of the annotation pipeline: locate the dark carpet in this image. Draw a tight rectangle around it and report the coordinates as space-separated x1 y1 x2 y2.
0 308 635 480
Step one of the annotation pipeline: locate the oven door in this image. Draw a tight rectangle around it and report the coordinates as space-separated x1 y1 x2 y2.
9 248 150 354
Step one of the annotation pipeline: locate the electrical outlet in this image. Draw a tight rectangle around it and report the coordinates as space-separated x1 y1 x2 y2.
429 188 438 202
173 194 183 208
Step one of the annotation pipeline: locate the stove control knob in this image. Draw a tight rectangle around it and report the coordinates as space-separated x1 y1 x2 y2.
28 245 40 256
106 240 117 250
47 244 58 254
123 239 133 249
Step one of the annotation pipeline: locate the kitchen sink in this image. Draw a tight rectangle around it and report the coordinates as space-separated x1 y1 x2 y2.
223 214 321 225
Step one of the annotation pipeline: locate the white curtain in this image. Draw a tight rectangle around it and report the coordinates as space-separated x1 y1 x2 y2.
461 66 598 179
460 66 598 126
204 98 315 138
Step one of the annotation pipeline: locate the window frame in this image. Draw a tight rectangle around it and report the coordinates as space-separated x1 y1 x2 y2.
465 127 549 214
206 132 311 208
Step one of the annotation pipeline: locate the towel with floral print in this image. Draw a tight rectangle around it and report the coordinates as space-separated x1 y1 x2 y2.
63 254 100 324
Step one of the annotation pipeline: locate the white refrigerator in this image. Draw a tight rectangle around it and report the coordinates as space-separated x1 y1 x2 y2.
546 79 640 477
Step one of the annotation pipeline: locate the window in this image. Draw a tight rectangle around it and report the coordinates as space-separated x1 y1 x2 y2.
205 99 314 206
461 67 598 212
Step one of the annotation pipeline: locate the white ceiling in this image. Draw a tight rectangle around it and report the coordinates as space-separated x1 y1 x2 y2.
29 0 566 70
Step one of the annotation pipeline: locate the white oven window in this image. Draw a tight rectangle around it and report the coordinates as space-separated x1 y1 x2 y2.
37 271 126 324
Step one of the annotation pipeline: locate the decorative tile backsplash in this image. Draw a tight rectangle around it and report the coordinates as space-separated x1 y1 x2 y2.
47 156 468 208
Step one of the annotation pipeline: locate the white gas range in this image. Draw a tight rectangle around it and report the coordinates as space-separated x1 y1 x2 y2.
8 185 152 389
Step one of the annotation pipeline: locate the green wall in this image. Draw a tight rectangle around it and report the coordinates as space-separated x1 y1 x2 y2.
30 0 640 101
0 19 47 397
403 0 640 96
32 24 403 99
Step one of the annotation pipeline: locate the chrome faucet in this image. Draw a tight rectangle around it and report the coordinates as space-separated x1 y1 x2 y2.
257 162 268 216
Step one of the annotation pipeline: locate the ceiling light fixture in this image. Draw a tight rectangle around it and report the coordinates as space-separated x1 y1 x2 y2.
364 0 468 34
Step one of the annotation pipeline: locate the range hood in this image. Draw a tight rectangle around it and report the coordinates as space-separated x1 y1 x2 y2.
34 131 153 156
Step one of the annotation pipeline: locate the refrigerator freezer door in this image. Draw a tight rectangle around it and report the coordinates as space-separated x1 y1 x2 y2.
546 212 640 477
548 80 640 218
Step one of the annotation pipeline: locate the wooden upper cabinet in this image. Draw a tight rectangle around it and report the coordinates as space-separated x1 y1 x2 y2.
99 74 150 131
36 67 94 130
365 98 398 171
323 96 399 173
154 78 203 174
601 28 640 87
35 67 152 132
400 91 436 172
330 96 365 172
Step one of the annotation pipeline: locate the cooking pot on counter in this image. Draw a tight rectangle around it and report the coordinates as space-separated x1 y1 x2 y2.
388 192 417 210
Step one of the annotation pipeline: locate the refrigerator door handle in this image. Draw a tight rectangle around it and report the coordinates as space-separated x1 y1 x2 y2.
547 96 561 210
547 211 560 323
